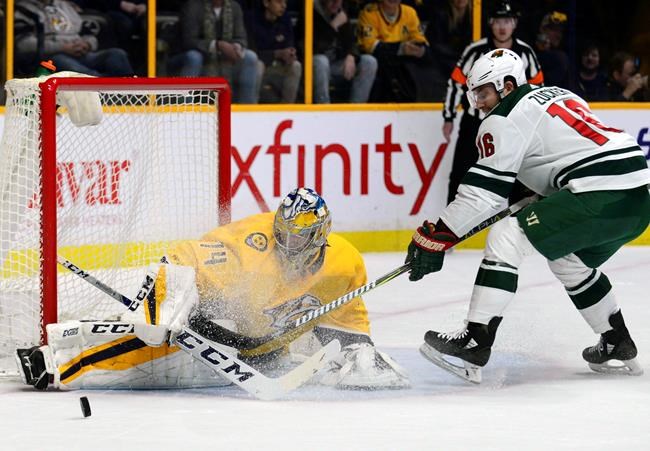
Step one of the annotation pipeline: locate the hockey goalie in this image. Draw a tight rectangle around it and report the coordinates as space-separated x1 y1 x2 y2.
16 188 409 393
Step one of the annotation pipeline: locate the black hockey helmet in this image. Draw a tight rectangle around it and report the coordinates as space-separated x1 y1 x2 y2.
489 0 520 19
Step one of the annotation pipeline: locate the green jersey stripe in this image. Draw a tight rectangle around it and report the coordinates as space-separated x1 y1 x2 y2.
559 155 649 188
553 146 643 189
565 269 598 294
462 172 514 198
489 84 534 118
475 267 518 293
567 273 612 310
474 164 518 179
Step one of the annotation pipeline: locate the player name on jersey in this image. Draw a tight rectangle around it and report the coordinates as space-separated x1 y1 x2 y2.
528 87 571 105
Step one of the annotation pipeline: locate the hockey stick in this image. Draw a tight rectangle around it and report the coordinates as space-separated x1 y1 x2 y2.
57 255 155 312
204 195 538 357
175 329 339 401
56 256 339 400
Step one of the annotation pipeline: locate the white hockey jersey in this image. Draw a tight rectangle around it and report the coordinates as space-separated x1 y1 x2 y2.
442 85 650 236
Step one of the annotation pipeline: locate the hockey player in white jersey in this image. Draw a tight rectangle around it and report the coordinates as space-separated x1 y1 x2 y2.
406 48 650 383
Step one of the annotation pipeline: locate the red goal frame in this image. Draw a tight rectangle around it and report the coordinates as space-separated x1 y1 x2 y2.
37 77 231 342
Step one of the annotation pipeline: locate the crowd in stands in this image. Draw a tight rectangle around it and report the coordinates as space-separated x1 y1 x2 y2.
4 0 650 104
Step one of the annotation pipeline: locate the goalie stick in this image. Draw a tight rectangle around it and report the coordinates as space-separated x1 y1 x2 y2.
175 329 339 401
56 255 155 312
197 195 539 357
56 257 340 400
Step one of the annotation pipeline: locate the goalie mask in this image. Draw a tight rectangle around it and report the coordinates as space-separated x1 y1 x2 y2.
273 188 332 273
466 48 526 109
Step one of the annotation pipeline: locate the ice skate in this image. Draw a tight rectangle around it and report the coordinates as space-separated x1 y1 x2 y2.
583 310 643 376
15 346 51 390
419 317 503 384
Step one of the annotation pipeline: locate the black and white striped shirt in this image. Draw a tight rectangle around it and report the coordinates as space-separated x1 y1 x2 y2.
443 37 544 121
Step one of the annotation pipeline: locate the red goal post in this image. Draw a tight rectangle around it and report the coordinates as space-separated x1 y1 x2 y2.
0 76 231 376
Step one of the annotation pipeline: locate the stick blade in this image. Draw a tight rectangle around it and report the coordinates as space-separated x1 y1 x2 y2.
259 339 341 400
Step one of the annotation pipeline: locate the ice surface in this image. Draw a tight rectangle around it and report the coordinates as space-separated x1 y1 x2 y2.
1 248 649 450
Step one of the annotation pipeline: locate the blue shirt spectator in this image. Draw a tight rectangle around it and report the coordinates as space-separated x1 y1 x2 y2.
247 0 302 103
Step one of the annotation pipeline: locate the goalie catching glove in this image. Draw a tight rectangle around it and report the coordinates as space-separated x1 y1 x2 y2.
406 220 458 281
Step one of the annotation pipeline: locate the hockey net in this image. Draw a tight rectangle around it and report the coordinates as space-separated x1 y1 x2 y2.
0 75 231 376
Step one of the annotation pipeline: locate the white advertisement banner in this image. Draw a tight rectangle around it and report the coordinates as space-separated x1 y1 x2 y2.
230 109 452 230
1 107 648 233
229 108 650 230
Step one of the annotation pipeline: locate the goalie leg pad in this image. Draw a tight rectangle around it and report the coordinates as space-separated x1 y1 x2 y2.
44 320 232 389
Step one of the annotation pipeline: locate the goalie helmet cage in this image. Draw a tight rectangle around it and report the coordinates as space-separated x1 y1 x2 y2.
0 76 231 376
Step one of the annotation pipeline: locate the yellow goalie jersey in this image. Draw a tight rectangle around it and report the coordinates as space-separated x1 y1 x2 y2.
168 212 371 339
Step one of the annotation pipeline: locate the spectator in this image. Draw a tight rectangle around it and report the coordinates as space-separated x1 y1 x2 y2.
14 0 134 77
534 10 571 89
423 0 472 100
607 51 649 102
167 0 260 104
73 0 147 74
97 1 145 54
574 43 608 102
357 0 430 102
441 0 543 206
309 0 377 103
248 0 302 103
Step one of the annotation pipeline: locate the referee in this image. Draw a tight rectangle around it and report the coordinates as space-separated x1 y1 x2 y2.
442 0 544 205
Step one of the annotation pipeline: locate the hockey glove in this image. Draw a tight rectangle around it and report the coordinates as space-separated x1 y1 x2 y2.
405 220 457 281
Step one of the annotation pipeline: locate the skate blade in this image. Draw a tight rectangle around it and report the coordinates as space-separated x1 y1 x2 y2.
419 343 481 384
588 358 644 376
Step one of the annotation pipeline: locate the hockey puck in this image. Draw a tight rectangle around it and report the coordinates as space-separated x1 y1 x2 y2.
79 396 91 418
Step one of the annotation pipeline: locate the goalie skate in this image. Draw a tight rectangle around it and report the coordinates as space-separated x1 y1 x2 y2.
419 343 482 384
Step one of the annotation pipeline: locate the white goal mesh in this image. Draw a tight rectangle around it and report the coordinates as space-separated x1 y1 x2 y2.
0 75 231 376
